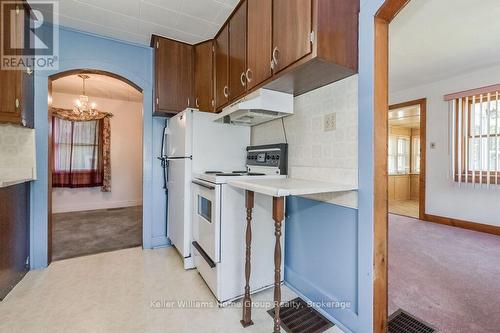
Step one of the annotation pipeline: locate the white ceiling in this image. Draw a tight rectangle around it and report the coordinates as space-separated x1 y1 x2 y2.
52 74 143 102
389 0 500 93
31 0 239 45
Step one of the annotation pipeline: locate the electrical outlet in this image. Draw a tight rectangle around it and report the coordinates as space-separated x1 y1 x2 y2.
324 113 336 131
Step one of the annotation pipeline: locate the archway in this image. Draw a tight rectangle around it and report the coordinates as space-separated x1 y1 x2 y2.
47 69 144 263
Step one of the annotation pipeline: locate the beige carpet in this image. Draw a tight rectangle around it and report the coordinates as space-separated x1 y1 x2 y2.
52 206 142 261
389 214 500 332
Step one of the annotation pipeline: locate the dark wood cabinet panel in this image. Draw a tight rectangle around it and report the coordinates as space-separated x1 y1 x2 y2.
0 1 33 128
153 36 194 115
246 0 272 90
272 0 312 73
194 41 214 112
215 25 229 109
228 0 247 101
0 182 30 300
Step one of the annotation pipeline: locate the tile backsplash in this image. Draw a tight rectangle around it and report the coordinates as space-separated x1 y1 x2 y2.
251 75 358 208
0 124 36 187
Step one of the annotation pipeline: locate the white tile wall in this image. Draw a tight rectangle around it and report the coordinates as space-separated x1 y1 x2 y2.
0 124 36 187
251 75 359 208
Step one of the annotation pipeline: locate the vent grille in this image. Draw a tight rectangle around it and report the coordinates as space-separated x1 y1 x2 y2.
267 298 333 333
389 309 437 333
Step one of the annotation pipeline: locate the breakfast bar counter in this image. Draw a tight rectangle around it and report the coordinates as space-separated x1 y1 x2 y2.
228 178 357 332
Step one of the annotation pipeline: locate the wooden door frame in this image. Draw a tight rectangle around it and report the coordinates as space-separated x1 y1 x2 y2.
389 98 427 221
47 69 143 264
373 1 411 332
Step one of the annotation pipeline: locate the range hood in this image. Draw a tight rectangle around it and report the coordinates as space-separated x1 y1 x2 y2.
215 89 294 126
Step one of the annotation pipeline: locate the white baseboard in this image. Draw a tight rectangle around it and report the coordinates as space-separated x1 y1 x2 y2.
52 199 143 213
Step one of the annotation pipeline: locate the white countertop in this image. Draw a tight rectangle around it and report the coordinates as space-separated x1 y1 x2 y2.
0 168 36 188
228 178 357 197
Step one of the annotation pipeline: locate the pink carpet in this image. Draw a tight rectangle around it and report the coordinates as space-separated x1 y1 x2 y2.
389 214 500 333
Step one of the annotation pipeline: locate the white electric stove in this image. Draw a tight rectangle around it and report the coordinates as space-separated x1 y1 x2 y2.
191 144 287 304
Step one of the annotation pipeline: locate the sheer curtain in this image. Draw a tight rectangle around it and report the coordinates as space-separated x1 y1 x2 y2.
52 117 104 188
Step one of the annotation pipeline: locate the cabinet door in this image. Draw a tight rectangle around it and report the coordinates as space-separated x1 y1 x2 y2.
228 0 247 101
272 0 312 73
215 25 229 110
0 2 23 125
247 0 272 90
194 41 214 112
154 37 193 114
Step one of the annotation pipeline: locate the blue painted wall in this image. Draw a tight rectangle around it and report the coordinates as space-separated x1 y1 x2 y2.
283 1 387 332
285 197 359 332
31 26 168 269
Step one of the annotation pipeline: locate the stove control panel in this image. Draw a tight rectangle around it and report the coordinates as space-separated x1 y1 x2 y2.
246 143 288 175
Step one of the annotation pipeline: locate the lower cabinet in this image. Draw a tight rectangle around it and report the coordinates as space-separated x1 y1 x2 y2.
0 182 30 300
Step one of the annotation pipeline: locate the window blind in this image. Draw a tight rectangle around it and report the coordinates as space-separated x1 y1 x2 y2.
447 87 500 188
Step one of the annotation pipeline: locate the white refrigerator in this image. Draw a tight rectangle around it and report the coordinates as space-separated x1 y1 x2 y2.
165 109 250 269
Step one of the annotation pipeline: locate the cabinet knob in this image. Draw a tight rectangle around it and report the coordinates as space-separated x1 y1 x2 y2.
246 68 253 83
187 98 190 107
240 72 247 87
223 86 229 99
195 98 199 108
15 98 20 109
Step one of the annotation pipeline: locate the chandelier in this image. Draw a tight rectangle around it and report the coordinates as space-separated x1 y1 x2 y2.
73 74 97 116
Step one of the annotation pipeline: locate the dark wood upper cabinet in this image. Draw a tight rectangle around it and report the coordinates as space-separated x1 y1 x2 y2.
228 0 247 101
246 0 272 90
265 0 359 96
194 41 214 112
153 35 194 116
153 0 359 114
272 0 312 74
215 25 229 110
0 1 34 128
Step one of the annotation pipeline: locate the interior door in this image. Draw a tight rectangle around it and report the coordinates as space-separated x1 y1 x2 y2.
215 25 229 109
272 0 312 73
228 0 247 101
194 41 214 112
246 0 272 90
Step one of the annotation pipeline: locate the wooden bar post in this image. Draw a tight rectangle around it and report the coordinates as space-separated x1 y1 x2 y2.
272 196 285 333
241 190 254 328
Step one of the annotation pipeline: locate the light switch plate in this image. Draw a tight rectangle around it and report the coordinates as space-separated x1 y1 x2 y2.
324 113 336 131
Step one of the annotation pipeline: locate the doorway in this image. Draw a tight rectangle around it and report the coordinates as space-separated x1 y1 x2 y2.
47 70 144 262
388 99 426 220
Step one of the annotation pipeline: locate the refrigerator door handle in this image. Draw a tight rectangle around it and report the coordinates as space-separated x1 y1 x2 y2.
166 156 193 160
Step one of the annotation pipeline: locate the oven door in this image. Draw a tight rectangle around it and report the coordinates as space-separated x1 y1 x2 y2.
192 179 221 263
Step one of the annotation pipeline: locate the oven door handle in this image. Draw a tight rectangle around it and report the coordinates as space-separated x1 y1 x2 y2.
192 180 215 190
192 241 216 268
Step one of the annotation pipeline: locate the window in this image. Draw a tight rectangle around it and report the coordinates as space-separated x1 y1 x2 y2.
388 135 410 174
411 136 421 173
449 89 500 185
52 117 104 188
